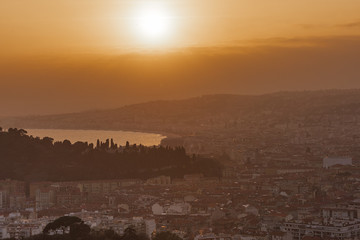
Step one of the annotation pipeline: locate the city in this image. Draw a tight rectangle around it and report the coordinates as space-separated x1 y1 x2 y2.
1 133 359 239
1 0 360 239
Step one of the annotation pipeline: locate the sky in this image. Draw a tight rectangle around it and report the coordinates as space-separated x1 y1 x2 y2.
1 0 360 116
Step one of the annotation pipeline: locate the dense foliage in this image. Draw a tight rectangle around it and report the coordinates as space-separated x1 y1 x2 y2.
10 217 149 240
0 128 221 181
43 216 83 234
153 232 183 240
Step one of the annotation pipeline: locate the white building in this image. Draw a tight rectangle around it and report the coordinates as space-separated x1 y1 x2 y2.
7 223 43 239
0 225 9 239
166 202 191 215
282 221 360 240
144 219 156 238
152 203 164 215
323 157 352 169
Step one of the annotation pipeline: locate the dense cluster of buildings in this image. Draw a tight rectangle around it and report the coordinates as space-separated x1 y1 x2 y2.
162 111 360 164
1 154 360 240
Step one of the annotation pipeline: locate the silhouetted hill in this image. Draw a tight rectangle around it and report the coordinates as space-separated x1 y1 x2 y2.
2 89 360 135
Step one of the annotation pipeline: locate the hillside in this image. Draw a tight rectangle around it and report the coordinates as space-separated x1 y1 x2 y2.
3 90 360 135
3 89 360 158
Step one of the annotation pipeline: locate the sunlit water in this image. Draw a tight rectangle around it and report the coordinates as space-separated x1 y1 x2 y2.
26 129 166 146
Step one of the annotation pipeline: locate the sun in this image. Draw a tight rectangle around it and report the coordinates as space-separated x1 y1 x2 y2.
132 3 173 44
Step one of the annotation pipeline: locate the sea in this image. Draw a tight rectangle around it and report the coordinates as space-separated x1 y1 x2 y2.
26 129 166 147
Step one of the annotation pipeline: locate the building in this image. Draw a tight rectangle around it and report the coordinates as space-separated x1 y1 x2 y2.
323 157 352 168
0 192 3 209
146 176 171 185
282 221 360 240
144 219 156 238
0 225 8 239
9 193 26 210
7 224 43 240
56 187 82 206
29 182 52 198
0 180 26 209
36 187 56 210
322 206 359 221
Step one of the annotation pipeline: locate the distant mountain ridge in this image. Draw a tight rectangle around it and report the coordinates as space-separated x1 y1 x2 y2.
2 89 360 136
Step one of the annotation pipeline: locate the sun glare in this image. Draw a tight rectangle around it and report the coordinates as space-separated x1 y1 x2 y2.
132 3 173 44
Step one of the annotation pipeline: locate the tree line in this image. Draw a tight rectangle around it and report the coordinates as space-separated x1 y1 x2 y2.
0 128 221 182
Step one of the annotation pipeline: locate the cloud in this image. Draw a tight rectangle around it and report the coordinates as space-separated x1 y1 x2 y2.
338 20 360 28
297 23 329 30
1 35 360 116
296 21 360 30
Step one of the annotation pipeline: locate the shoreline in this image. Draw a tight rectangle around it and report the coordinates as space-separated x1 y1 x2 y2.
20 127 184 147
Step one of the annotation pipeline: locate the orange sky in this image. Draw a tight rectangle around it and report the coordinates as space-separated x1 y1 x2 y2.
1 0 360 115
1 0 360 54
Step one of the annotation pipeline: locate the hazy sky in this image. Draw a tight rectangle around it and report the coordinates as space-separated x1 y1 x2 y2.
1 0 360 115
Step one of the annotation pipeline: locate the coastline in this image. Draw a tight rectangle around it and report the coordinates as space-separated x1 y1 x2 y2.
22 127 183 147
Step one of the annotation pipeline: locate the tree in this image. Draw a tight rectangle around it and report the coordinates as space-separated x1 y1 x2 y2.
70 222 91 240
104 229 120 239
43 216 82 234
18 128 28 136
43 137 54 146
63 139 72 148
153 232 182 240
105 139 110 149
0 127 222 181
121 227 138 240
